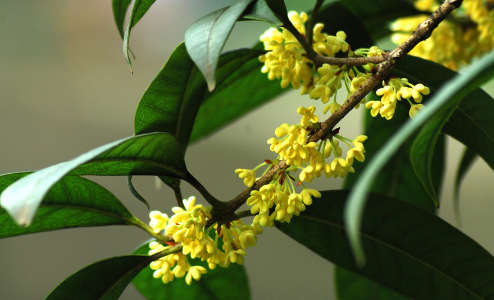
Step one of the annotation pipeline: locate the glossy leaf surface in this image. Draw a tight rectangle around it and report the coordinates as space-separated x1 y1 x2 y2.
185 0 255 91
45 255 157 300
346 52 494 264
277 190 494 300
0 173 134 239
132 242 250 300
123 0 156 71
0 133 185 226
240 0 282 25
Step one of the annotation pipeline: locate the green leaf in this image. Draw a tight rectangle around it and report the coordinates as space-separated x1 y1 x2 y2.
346 52 494 265
134 43 263 152
337 0 417 40
335 267 408 300
112 0 132 39
132 242 250 300
240 0 282 25
184 0 256 91
127 175 150 209
0 132 185 226
277 190 494 300
443 85 494 172
123 0 156 72
391 56 466 206
189 1 375 143
453 147 478 227
0 173 135 239
45 255 158 300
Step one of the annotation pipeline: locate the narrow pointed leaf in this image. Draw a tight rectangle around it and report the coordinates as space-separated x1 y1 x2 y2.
184 0 255 91
443 85 494 172
112 0 132 39
392 56 469 206
453 147 478 227
134 43 263 151
345 52 494 265
132 242 250 300
277 190 494 300
240 0 282 25
0 133 185 226
45 254 161 300
338 92 444 297
123 0 156 71
127 175 150 209
0 173 135 239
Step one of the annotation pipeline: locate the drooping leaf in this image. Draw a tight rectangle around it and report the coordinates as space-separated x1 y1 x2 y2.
0 132 185 226
184 0 256 91
45 254 160 300
443 84 494 172
277 190 494 300
240 0 282 25
453 147 478 227
132 242 250 300
0 173 135 239
127 175 150 209
335 267 408 300
391 56 468 206
189 1 375 143
112 0 133 39
123 0 157 71
337 91 444 298
345 51 494 265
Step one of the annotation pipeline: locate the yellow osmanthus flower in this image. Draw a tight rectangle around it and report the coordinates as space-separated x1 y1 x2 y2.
391 0 494 70
148 197 262 285
365 78 430 120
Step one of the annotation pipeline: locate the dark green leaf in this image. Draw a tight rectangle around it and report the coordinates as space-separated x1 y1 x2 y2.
337 0 418 40
443 85 494 173
240 0 282 25
0 133 185 226
132 242 250 300
189 2 374 143
346 52 494 265
123 0 156 71
134 43 262 152
112 0 132 39
0 173 135 239
335 267 408 300
184 0 256 91
338 91 444 298
391 56 465 206
45 255 158 300
453 147 478 227
277 190 494 300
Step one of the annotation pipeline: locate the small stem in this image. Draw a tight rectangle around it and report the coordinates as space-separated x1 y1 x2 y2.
172 184 185 209
185 171 227 210
314 55 385 68
306 0 325 46
129 217 169 245
150 243 183 260
283 20 318 61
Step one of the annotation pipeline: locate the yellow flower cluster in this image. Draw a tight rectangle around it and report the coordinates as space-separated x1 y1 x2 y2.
235 107 368 226
148 197 262 285
259 12 353 98
391 0 494 70
365 78 429 120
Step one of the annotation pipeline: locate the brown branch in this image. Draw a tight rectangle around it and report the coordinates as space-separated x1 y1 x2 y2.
314 55 385 67
207 0 463 227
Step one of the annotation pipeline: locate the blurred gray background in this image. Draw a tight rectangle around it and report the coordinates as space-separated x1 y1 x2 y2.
1 1 493 299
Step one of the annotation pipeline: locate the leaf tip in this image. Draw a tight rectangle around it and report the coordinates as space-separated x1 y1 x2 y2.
207 80 216 92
